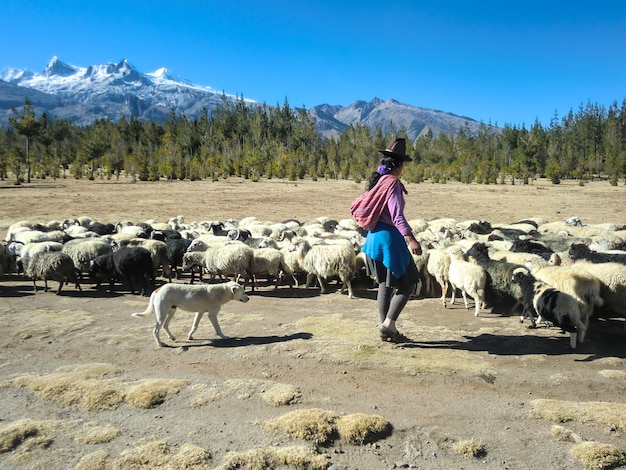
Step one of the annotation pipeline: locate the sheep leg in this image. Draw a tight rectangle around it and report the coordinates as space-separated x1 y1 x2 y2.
187 311 204 340
520 306 537 328
460 290 471 310
43 279 49 292
440 281 448 308
568 331 578 350
473 296 481 317
449 284 458 307
56 280 63 295
317 275 326 293
304 273 315 290
340 276 354 299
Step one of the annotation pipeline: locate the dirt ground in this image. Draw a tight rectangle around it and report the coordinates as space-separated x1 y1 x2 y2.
1 176 626 470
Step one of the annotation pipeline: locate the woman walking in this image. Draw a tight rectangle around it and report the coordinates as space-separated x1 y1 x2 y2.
356 137 422 342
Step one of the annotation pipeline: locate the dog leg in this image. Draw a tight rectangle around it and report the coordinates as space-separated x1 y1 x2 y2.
187 312 205 340
161 307 177 341
153 325 166 347
208 308 229 339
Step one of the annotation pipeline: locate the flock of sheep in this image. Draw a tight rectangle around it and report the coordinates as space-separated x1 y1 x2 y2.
2 212 626 350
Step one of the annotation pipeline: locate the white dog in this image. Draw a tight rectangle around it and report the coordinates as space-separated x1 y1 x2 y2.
132 280 249 347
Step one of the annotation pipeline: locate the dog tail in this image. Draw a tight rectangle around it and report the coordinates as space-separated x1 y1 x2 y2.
131 286 160 318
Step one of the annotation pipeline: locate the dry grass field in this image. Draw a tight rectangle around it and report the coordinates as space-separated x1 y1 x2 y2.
1 176 626 470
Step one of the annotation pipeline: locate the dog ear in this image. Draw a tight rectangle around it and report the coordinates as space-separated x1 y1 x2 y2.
230 284 238 295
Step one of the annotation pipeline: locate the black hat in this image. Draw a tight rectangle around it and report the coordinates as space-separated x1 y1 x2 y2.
378 137 412 162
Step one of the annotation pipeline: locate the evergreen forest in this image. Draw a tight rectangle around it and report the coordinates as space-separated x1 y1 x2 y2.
2 95 626 186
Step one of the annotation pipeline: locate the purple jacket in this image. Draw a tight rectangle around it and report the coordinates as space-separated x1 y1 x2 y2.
378 182 412 236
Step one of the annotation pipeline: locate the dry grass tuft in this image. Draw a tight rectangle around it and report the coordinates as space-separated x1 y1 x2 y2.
261 383 302 407
531 399 626 431
75 449 110 470
11 364 189 410
550 425 583 443
0 419 41 453
74 423 121 444
116 439 212 469
335 413 392 444
223 379 302 406
265 408 339 446
0 419 61 454
570 441 626 470
452 438 486 458
265 408 392 447
171 443 214 468
189 383 222 409
599 369 626 380
221 445 328 470
125 378 189 409
11 363 125 410
113 440 211 470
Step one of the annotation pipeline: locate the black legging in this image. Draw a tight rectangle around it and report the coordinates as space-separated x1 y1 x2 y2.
378 282 414 322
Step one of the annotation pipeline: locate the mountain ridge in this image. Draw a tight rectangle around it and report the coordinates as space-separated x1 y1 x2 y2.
0 57 494 140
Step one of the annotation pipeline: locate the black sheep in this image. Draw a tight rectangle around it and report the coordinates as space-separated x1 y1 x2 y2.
568 243 626 265
511 268 587 350
165 238 193 279
86 222 115 235
509 239 554 261
150 229 182 241
89 246 155 295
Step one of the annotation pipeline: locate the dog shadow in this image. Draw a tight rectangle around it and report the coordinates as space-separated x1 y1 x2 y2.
247 288 327 299
168 332 313 349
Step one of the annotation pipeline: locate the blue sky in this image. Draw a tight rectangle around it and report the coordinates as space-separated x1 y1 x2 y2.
2 0 625 127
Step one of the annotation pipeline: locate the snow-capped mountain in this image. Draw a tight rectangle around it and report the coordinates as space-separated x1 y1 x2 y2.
0 57 241 126
0 57 492 140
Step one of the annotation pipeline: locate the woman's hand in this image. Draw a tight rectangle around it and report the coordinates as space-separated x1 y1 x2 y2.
404 234 422 255
408 238 422 255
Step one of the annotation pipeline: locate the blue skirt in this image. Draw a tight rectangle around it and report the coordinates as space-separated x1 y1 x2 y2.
362 222 419 288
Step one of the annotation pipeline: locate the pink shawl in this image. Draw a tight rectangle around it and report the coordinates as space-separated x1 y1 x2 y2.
349 175 407 231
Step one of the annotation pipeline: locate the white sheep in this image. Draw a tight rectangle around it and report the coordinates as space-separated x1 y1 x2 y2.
424 246 451 306
185 234 232 252
25 251 82 294
117 225 148 238
10 229 57 245
280 245 304 287
249 247 295 290
61 238 114 276
181 251 209 284
411 251 430 297
491 250 547 267
191 243 253 285
229 229 279 249
149 222 173 231
4 221 45 242
571 260 626 335
288 237 356 298
447 247 487 316
15 241 64 273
